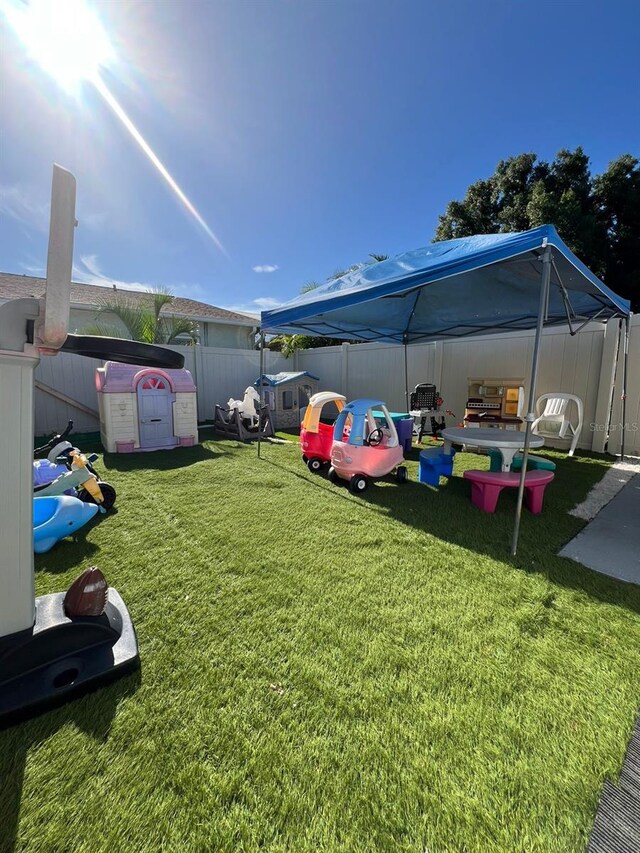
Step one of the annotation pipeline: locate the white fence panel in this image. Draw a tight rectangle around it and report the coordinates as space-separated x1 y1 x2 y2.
28 320 638 456
192 346 288 421
297 346 345 395
437 325 609 451
608 315 640 458
297 341 440 410
34 350 102 435
345 343 406 409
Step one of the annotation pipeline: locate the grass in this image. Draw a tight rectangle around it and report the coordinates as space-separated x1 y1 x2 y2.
2 435 640 852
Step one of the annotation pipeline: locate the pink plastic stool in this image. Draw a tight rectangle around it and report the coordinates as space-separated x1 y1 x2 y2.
463 470 554 513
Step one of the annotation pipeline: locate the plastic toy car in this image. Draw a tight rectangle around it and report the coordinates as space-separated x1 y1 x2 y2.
33 420 117 511
300 391 346 472
328 398 407 493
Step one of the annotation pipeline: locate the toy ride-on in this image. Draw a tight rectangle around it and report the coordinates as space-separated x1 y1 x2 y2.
300 391 346 472
33 420 117 511
329 398 408 493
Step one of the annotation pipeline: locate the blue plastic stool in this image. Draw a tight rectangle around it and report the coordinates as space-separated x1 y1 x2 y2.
487 448 556 472
418 447 455 486
396 417 415 454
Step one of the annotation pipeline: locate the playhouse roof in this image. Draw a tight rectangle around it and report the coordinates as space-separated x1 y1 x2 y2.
255 371 320 387
96 361 196 393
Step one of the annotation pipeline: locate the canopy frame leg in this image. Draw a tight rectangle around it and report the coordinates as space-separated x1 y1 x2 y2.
257 330 265 458
511 244 551 556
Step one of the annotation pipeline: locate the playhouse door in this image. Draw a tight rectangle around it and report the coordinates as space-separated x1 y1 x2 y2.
137 374 176 448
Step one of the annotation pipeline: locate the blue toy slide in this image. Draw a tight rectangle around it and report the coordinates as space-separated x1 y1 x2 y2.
33 495 99 554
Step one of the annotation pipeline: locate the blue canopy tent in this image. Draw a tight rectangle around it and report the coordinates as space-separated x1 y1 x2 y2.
260 225 631 554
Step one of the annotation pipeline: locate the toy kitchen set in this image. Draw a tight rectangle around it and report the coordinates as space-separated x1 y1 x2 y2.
464 378 525 430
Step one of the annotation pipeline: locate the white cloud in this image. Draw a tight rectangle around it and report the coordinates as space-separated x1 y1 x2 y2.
72 255 155 292
219 296 282 316
0 184 49 231
72 256 210 301
252 264 279 274
0 184 108 237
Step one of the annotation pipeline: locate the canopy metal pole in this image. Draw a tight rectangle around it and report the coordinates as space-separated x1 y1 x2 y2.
257 330 265 459
620 313 631 461
403 340 409 411
511 244 551 556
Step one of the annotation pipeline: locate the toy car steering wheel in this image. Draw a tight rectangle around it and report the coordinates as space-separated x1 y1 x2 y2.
366 428 384 446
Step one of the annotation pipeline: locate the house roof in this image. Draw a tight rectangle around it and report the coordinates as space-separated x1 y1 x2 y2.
0 272 257 325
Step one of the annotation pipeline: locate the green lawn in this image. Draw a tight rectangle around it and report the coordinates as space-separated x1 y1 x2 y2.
2 435 640 852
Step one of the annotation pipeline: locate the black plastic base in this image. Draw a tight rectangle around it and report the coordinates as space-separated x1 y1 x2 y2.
0 588 139 729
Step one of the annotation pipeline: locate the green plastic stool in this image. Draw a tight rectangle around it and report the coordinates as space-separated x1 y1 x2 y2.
510 453 556 472
487 448 556 472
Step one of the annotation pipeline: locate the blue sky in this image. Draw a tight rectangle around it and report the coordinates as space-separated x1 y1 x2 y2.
1 0 638 316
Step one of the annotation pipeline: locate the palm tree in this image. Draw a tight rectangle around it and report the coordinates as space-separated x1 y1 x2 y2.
80 287 199 345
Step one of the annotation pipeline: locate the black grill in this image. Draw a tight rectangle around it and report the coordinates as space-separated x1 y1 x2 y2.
410 383 437 410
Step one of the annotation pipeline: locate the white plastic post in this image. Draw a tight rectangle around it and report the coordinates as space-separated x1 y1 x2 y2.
38 164 76 352
0 165 76 638
0 350 39 636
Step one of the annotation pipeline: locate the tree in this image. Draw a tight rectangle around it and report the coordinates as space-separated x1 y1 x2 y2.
80 287 199 345
268 254 389 356
435 148 639 310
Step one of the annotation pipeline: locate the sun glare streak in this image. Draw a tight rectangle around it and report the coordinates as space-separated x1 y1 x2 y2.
92 75 227 256
2 0 226 255
1 0 113 91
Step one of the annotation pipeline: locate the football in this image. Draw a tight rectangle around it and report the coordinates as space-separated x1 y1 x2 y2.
63 566 109 617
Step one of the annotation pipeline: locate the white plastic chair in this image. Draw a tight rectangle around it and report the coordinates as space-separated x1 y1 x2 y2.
532 393 584 456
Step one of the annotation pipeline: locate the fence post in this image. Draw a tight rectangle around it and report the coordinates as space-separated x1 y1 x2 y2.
194 344 206 423
434 341 444 392
341 342 349 398
591 320 621 454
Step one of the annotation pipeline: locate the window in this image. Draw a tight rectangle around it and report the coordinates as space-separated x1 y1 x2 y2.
142 377 166 390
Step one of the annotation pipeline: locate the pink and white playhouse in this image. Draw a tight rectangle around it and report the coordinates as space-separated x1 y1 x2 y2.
96 361 198 453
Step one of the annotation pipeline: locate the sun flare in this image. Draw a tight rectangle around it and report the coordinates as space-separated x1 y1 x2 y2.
4 0 114 92
2 0 226 254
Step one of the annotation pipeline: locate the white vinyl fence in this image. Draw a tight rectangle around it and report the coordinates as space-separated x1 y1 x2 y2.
33 317 639 457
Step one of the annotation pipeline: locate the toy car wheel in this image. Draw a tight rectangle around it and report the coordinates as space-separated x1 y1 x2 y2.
349 474 369 494
307 457 323 473
98 483 117 510
79 482 117 511
302 454 308 464
328 466 340 484
397 466 408 483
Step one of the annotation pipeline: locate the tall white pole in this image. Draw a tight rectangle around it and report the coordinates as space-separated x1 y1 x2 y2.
0 165 76 638
257 331 265 458
511 244 551 556
0 350 39 636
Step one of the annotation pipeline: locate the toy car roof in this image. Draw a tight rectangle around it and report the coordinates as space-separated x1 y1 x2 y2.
309 391 346 408
343 398 387 415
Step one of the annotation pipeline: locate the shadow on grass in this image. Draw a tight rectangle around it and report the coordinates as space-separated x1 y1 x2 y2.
0 669 140 853
260 447 640 615
102 442 221 473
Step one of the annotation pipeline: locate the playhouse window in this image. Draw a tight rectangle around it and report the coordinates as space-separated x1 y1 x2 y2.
142 377 166 390
282 389 294 410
